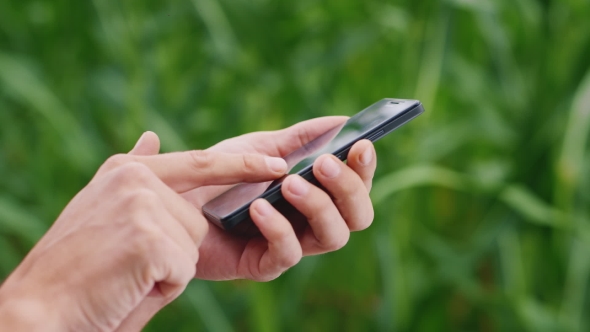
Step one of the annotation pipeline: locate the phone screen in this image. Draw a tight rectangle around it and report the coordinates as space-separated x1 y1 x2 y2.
204 99 420 223
286 105 392 174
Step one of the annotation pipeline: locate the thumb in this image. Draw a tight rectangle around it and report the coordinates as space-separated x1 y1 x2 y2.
129 132 161 156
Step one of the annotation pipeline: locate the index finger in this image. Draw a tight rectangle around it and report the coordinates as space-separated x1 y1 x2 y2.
99 151 287 193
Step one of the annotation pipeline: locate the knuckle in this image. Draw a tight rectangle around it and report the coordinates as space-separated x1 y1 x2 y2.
141 226 167 253
188 150 213 170
139 228 163 252
127 222 163 261
125 188 161 211
295 126 314 148
241 154 259 174
117 192 163 241
111 162 154 188
104 154 129 170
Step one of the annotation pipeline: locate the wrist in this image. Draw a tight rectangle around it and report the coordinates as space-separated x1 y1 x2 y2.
0 282 62 331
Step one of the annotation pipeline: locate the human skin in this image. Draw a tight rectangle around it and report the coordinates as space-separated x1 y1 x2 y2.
189 116 377 279
0 116 377 331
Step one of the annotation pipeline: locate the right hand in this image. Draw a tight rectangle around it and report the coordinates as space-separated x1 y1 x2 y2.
0 134 287 331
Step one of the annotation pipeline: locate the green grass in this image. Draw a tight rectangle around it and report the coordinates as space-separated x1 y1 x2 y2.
1 0 590 330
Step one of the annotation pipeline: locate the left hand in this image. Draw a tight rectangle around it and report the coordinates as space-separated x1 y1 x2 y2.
134 116 377 281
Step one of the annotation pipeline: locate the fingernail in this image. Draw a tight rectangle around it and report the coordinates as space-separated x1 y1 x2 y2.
288 176 309 196
360 147 373 166
320 157 341 178
254 199 273 217
266 157 287 173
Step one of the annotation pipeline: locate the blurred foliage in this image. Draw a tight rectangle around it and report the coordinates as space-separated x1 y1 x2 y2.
1 0 590 331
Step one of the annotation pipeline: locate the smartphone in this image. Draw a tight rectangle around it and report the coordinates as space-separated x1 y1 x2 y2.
202 98 424 236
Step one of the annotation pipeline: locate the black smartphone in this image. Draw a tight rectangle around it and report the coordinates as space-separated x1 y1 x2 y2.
202 98 424 236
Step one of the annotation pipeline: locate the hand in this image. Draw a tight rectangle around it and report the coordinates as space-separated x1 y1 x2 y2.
0 138 287 331
181 116 377 281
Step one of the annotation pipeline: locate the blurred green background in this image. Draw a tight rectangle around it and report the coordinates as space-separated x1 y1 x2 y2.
1 0 590 331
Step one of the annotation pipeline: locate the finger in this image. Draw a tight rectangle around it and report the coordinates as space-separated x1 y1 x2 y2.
209 116 349 157
99 151 288 193
137 151 288 193
267 116 349 156
144 233 196 299
144 195 199 263
313 154 374 231
281 175 350 255
247 199 302 281
102 162 210 247
132 166 210 247
116 229 195 331
129 131 161 156
345 140 377 191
